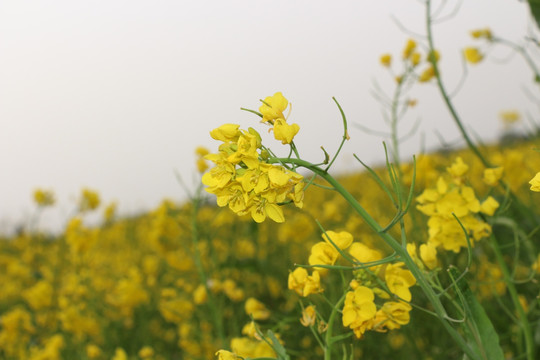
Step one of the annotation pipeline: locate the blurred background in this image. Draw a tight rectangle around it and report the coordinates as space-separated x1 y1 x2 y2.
0 0 535 233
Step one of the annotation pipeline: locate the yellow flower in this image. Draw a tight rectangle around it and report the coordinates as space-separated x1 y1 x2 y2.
231 336 277 358
483 166 504 186
410 52 421 66
447 156 469 179
419 243 438 270
112 348 128 360
193 284 208 305
347 242 382 265
463 47 483 64
288 267 322 296
195 146 209 157
259 92 289 123
102 202 117 222
402 39 417 59
245 297 270 320
33 189 55 207
376 301 412 330
470 28 493 40
216 350 238 360
480 196 499 216
241 322 259 339
300 305 317 327
86 344 101 359
322 230 353 250
342 286 377 338
249 198 285 223
138 346 154 359
210 124 241 142
380 54 392 67
500 110 521 125
529 172 540 192
195 146 210 173
418 66 435 82
79 188 100 212
272 118 300 144
308 242 339 274
384 263 416 302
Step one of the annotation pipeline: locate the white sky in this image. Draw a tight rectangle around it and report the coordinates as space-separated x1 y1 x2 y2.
0 0 536 233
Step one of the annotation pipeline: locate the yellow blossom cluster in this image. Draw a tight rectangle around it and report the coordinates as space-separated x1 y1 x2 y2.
288 230 415 339
203 94 304 223
470 28 493 41
416 157 499 253
33 189 55 207
379 38 440 84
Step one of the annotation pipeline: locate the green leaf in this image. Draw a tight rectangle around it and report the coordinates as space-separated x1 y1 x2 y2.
527 0 540 29
266 330 290 360
448 267 505 360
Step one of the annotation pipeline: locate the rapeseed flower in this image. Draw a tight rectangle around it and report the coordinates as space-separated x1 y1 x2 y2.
380 54 392 67
529 172 540 191
463 47 483 64
216 350 239 360
480 196 499 216
308 242 339 274
483 166 504 186
342 286 377 339
384 263 416 302
33 189 55 207
138 346 154 359
410 52 421 66
419 243 438 270
300 305 317 327
470 28 493 40
288 267 322 296
500 110 521 125
79 188 100 212
245 297 270 320
322 230 354 250
402 39 417 60
112 348 128 360
273 118 300 144
231 336 277 358
259 92 288 123
375 301 412 331
418 66 435 82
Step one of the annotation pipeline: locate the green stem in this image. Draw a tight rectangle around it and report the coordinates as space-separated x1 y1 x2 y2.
190 184 227 348
425 0 491 168
324 292 347 360
270 157 482 360
390 72 405 166
490 234 534 360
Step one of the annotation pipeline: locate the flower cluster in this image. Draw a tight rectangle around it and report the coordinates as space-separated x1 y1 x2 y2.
289 230 415 339
203 94 304 223
416 157 499 253
33 189 55 207
379 38 440 84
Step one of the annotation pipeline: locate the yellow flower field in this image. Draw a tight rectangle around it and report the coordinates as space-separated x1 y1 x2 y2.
3 1 540 359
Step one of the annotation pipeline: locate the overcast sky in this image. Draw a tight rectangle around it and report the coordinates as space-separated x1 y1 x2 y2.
0 0 536 233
